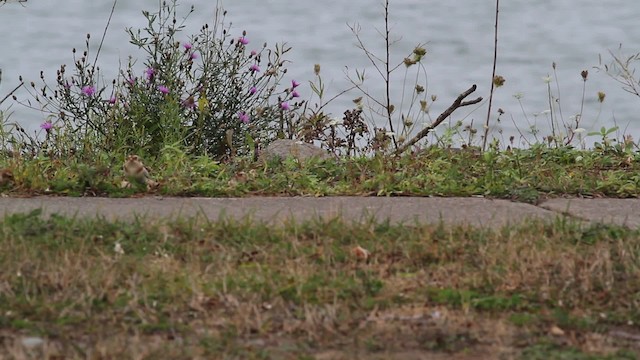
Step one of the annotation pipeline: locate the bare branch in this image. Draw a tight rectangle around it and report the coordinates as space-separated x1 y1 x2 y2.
393 84 482 155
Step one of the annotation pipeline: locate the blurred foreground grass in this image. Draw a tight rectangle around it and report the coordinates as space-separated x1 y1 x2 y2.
0 211 639 358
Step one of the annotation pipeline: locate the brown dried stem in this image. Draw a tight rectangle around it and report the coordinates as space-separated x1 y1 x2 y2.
393 84 482 155
0 81 24 106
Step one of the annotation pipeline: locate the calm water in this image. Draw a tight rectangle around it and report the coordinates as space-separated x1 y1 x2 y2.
1 0 640 145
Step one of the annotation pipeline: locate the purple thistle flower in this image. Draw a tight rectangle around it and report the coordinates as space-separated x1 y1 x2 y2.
127 77 136 86
238 37 249 45
249 86 257 95
249 64 260 73
183 42 193 50
280 102 290 111
81 85 96 97
291 79 301 89
40 121 53 131
108 96 117 104
250 50 257 56
189 52 199 60
145 67 155 80
291 90 300 98
157 85 169 94
237 111 250 124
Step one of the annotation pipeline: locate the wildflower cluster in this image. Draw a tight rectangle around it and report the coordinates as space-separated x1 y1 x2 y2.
15 1 301 159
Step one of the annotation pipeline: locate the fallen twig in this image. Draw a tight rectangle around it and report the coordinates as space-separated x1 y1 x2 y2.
393 84 482 155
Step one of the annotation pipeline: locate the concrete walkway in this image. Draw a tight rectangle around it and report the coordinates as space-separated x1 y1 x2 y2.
0 196 638 228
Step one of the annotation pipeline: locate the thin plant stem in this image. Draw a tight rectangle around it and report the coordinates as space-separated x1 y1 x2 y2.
383 0 397 149
93 0 118 69
482 0 499 151
552 63 565 127
546 81 557 146
566 76 587 146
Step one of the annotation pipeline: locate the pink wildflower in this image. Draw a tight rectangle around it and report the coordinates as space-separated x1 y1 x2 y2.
81 85 95 97
238 111 250 124
40 121 53 131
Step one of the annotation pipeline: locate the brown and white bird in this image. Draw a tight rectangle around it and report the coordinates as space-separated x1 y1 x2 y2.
122 155 160 191
123 155 149 182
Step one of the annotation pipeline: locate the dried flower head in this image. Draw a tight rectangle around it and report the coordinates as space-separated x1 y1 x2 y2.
598 91 606 103
581 70 588 81
403 57 416 67
420 99 428 113
413 46 427 56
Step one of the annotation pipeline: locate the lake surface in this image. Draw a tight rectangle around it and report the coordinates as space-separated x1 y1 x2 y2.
1 0 639 146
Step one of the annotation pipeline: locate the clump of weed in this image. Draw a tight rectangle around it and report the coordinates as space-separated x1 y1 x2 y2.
14 0 300 160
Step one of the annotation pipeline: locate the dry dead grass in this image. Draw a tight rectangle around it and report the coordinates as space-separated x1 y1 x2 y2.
0 213 639 359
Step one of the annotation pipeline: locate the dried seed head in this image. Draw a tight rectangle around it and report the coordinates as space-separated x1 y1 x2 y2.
314 64 321 75
403 57 416 67
597 91 606 103
581 70 588 81
413 46 427 56
388 104 395 114
493 75 505 87
420 100 428 112
415 84 425 94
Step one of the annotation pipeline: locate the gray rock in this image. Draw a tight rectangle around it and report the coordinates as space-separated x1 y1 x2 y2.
261 139 331 162
21 336 44 348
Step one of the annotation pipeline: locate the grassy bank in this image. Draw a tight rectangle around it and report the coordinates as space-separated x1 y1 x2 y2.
0 145 638 201
1 212 639 358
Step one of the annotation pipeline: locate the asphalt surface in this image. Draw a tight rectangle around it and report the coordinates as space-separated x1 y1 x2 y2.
0 196 638 228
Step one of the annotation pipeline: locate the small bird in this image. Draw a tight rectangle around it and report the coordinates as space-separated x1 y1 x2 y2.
0 168 14 186
123 155 150 182
122 155 160 191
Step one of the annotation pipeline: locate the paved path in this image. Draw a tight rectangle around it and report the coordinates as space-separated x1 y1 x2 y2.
0 196 638 228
